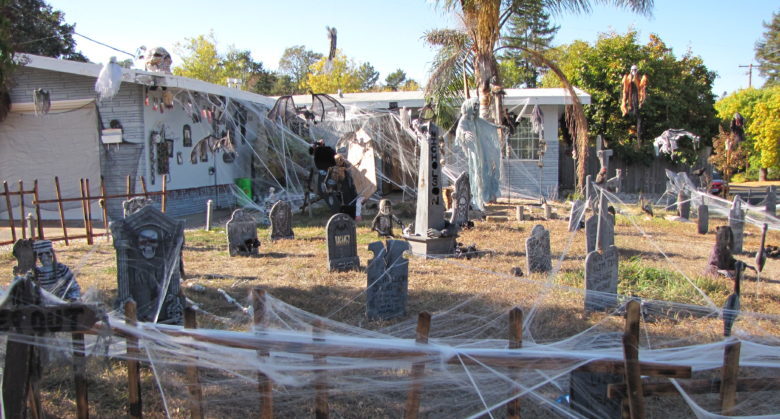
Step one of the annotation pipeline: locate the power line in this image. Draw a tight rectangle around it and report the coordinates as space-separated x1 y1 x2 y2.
73 32 136 58
738 63 754 88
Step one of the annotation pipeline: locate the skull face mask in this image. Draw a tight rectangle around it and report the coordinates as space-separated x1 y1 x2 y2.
138 229 159 260
379 199 392 215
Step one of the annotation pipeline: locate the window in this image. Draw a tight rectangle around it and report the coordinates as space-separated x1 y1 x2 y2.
507 117 539 160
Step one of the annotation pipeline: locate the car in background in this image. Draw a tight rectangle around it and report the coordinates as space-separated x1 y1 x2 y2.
710 173 724 195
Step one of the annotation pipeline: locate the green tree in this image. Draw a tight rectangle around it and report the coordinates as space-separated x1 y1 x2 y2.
0 0 14 121
541 32 718 166
385 69 407 91
401 79 421 91
498 0 558 88
356 62 380 91
715 86 780 180
3 0 86 61
305 51 361 93
278 45 322 94
755 11 779 86
174 33 224 84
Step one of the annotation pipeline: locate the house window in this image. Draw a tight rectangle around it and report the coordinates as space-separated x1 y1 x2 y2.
507 117 539 160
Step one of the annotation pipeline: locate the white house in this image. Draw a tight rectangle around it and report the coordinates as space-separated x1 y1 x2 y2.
1 54 275 221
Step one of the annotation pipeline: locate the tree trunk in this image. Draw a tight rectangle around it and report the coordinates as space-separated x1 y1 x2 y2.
759 167 768 182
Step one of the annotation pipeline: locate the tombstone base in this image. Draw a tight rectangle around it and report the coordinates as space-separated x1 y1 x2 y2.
403 235 456 259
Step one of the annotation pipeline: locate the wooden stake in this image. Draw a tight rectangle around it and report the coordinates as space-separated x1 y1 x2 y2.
126 175 132 195
19 180 26 239
54 176 69 245
79 179 92 245
622 300 644 419
33 180 44 239
85 178 94 244
404 312 432 419
125 300 143 419
184 307 204 419
314 320 328 419
73 332 89 418
139 176 149 198
251 288 274 419
161 175 167 213
507 307 523 419
100 176 109 239
3 181 17 242
720 340 741 416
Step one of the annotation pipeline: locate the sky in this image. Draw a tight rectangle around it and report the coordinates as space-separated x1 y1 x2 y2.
48 0 778 96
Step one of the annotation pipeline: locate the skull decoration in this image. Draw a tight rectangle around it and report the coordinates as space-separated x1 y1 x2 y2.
379 199 392 215
145 47 172 74
138 229 159 259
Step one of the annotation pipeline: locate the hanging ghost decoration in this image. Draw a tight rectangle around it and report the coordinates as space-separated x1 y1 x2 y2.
455 98 501 211
95 56 123 100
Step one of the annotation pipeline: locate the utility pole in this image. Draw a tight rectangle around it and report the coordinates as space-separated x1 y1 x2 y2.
738 63 754 88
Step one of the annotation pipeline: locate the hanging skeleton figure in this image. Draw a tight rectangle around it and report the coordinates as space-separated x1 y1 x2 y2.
730 112 745 144
620 65 648 117
324 26 337 73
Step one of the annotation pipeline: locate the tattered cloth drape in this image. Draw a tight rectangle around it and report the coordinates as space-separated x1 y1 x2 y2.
454 98 501 211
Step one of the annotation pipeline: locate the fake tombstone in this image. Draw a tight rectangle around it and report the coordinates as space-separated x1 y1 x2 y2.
123 196 154 218
366 240 410 320
705 226 737 275
729 196 745 254
677 190 690 220
568 199 585 232
526 224 552 273
585 208 613 254
403 122 456 257
269 200 294 240
326 213 360 272
226 209 260 257
584 193 619 312
698 205 709 234
111 205 185 324
449 172 471 230
767 185 777 217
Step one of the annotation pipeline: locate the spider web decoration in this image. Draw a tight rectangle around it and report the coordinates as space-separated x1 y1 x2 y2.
310 93 345 122
267 95 299 125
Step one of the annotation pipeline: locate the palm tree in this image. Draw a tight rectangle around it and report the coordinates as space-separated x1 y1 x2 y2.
425 0 654 192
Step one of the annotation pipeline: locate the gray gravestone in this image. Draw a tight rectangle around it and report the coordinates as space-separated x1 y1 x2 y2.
449 172 471 229
326 213 360 272
585 214 613 254
403 122 456 257
698 205 709 234
123 197 154 218
767 186 777 217
226 209 259 256
269 200 294 240
568 200 585 232
677 190 690 219
111 205 185 324
526 224 552 273
516 205 525 222
584 245 619 312
729 196 745 253
366 240 410 320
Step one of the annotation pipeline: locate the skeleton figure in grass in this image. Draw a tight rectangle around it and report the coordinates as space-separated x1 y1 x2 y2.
32 240 81 301
371 199 404 238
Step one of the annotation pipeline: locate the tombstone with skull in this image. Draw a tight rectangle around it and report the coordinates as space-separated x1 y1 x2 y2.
111 205 184 324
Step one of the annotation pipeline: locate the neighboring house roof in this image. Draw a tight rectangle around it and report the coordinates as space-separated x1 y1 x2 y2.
281 87 591 110
16 53 276 108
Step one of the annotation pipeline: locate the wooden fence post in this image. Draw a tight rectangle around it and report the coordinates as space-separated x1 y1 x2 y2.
126 175 132 196
54 176 69 245
100 176 109 239
125 300 143 419
622 299 644 419
3 181 17 242
161 175 167 213
73 332 89 418
314 320 328 419
85 178 94 244
507 307 523 419
404 312 431 419
184 306 204 419
720 340 741 415
139 176 149 199
33 179 44 239
19 180 26 239
251 288 274 419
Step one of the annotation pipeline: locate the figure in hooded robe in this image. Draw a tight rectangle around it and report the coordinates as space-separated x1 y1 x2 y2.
454 98 501 211
32 240 81 301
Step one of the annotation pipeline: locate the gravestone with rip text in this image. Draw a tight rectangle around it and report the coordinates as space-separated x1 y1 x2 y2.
326 213 360 272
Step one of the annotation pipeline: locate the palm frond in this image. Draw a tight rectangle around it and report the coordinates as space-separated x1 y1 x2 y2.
542 0 653 17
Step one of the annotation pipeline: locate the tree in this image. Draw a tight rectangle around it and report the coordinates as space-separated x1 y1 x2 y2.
0 0 14 121
385 69 407 91
278 45 322 94
498 0 558 88
401 79 421 91
425 0 653 192
305 51 361 93
356 62 380 91
709 126 748 182
4 0 86 61
541 32 718 166
755 11 779 86
715 86 780 180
